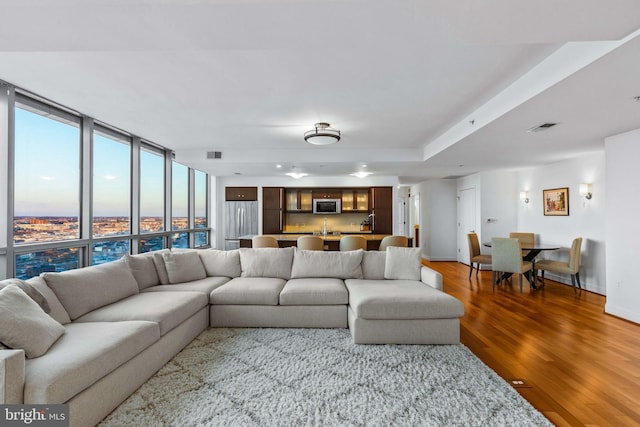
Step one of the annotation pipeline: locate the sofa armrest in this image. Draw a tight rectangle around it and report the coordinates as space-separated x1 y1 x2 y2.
420 266 443 291
0 349 25 404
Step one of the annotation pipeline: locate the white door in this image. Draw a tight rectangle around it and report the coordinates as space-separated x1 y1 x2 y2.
409 192 420 246
458 187 477 264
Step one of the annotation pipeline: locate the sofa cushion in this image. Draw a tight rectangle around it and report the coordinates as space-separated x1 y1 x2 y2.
361 251 386 280
0 278 50 313
0 286 65 358
26 276 71 325
124 253 160 290
161 251 207 284
279 278 348 305
345 279 464 320
74 291 207 336
384 246 422 281
43 260 140 320
239 247 294 280
151 250 171 285
290 249 363 279
24 321 160 404
143 276 231 296
198 249 242 278
210 277 286 306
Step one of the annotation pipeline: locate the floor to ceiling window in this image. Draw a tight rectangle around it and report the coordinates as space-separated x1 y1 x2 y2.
171 161 189 248
91 128 132 265
13 105 80 245
1 86 211 279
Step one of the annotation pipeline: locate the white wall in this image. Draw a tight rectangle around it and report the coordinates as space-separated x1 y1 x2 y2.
212 175 399 249
412 179 457 261
604 129 640 323
517 152 606 294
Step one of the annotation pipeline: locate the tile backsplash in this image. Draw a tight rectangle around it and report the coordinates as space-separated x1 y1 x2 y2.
283 213 371 233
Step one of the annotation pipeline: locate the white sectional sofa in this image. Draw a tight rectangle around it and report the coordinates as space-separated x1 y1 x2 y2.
0 246 464 426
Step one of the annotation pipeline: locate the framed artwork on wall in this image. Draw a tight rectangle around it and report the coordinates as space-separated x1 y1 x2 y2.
543 187 569 216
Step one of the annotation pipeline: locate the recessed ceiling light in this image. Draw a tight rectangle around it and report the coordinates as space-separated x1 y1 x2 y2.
361 164 368 168
276 164 282 169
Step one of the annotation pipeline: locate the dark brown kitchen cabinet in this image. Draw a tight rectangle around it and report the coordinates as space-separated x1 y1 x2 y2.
370 186 392 234
262 187 284 233
225 187 258 201
312 189 342 199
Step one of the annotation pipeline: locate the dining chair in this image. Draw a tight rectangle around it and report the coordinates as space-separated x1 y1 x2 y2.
378 235 408 251
339 235 367 251
252 235 279 248
535 237 583 290
467 233 492 279
491 237 533 292
509 232 535 258
297 235 324 251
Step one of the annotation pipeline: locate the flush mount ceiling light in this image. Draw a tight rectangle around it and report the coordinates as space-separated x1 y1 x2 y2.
286 172 308 179
350 171 372 178
304 122 341 145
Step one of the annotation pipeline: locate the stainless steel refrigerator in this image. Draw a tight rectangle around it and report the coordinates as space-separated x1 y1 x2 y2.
224 201 258 250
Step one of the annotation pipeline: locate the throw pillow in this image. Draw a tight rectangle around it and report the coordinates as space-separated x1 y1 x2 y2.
43 260 139 320
0 278 50 313
239 247 294 280
198 249 242 278
361 250 387 280
384 246 422 281
161 251 207 284
0 286 65 358
124 254 160 290
290 249 363 279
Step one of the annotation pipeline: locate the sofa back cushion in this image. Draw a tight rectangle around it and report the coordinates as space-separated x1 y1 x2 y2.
43 260 139 320
198 249 242 278
124 253 160 290
26 276 71 325
150 249 171 285
384 246 422 281
239 247 294 280
361 251 387 280
161 251 207 283
290 248 363 279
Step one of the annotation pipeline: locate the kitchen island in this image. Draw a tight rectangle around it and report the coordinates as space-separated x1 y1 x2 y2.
239 234 413 251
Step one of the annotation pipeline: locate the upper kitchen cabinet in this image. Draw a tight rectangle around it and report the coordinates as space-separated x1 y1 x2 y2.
341 189 369 213
262 187 284 233
285 189 312 212
370 186 392 234
312 189 342 199
225 187 258 201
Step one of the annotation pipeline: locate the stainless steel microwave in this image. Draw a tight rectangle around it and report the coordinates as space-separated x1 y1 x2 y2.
313 198 341 214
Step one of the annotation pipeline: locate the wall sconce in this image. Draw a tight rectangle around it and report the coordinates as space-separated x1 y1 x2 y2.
579 183 592 200
520 191 529 204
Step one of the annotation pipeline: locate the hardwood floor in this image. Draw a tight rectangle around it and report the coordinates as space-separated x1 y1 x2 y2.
423 260 640 427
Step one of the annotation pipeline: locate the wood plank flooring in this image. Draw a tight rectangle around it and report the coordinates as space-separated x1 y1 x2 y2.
423 260 640 427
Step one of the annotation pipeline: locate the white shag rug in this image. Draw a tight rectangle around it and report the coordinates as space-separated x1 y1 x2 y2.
100 328 553 427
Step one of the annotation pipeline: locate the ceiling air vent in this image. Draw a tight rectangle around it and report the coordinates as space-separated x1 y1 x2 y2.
207 151 222 160
527 122 558 133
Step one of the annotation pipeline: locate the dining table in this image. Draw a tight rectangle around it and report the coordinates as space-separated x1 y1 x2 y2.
483 241 560 289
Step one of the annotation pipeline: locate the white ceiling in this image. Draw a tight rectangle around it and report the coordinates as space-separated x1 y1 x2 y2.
1 0 639 183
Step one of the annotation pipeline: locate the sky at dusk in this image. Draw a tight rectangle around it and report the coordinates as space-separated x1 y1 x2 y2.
14 107 195 218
